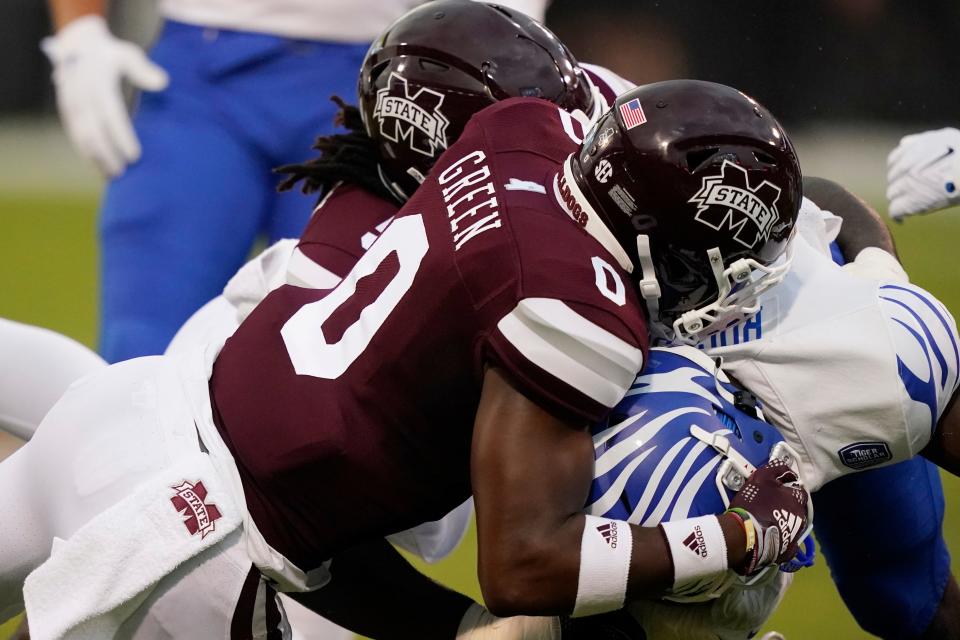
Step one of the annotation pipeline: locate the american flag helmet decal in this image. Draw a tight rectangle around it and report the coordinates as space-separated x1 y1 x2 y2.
619 98 647 130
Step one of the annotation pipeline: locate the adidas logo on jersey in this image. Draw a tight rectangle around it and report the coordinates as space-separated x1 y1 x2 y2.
682 525 708 558
773 508 802 547
597 522 619 549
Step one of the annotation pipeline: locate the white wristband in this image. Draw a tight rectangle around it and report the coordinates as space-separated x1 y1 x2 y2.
660 515 728 589
572 515 633 618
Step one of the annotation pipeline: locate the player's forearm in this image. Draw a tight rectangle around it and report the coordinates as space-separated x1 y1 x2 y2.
472 367 751 616
803 175 898 260
47 0 106 30
477 509 747 616
477 511 590 616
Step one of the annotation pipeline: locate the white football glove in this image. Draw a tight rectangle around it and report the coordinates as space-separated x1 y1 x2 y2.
887 127 960 220
41 15 168 177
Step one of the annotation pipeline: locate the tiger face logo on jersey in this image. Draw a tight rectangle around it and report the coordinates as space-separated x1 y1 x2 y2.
688 160 782 249
373 72 451 158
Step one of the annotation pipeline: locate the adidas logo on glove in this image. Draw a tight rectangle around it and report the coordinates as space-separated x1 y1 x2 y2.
773 508 802 548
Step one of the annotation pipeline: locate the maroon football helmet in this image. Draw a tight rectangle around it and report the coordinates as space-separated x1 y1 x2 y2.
560 80 802 341
359 0 597 200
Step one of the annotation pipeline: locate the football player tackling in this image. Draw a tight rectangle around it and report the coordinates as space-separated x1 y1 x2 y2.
0 73 808 640
10 3 957 637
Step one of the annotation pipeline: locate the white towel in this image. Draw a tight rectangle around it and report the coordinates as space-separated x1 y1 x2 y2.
24 451 242 639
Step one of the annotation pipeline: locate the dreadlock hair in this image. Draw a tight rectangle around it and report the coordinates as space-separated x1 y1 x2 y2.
275 96 398 204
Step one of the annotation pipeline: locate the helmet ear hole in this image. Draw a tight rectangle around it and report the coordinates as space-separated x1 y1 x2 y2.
686 147 719 172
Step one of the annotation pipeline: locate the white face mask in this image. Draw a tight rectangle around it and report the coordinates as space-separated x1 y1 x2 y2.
638 234 796 345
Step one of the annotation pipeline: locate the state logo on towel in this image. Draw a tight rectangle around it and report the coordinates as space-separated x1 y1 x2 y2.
171 480 223 539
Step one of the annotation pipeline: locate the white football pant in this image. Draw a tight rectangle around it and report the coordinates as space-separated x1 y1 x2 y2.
0 318 105 441
0 356 289 638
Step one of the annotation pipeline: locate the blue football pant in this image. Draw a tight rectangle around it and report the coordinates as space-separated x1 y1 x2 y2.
814 457 950 638
99 21 368 362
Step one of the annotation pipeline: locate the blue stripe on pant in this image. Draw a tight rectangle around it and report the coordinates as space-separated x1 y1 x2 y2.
98 20 369 362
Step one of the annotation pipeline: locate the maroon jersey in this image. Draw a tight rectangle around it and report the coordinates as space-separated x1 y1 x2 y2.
285 184 400 290
285 62 633 291
210 98 649 573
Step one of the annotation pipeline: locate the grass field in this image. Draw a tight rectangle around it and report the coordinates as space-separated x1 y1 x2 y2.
1 192 959 639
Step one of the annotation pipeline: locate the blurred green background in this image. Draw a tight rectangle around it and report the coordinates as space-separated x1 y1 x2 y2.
0 189 958 638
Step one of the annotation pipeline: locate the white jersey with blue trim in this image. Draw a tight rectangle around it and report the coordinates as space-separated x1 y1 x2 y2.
695 203 960 490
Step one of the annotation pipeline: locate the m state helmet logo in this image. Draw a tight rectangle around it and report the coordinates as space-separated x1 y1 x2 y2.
373 72 450 158
171 480 222 539
689 160 782 249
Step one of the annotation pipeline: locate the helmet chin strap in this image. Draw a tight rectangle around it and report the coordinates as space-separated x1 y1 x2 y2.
634 235 662 300
634 234 672 342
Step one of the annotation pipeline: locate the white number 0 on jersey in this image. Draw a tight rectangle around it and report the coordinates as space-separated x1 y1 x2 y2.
281 215 429 379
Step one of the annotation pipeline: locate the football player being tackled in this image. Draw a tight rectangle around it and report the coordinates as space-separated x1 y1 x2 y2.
0 11 812 640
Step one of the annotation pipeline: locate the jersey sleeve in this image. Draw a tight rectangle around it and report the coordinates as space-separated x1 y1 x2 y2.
223 239 299 322
456 98 650 423
878 282 960 450
289 183 399 289
488 297 647 423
